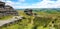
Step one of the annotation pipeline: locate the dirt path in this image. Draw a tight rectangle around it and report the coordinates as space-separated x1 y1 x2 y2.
0 16 22 27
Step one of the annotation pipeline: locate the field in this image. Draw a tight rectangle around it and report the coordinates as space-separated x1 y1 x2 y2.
0 15 13 20
1 8 60 29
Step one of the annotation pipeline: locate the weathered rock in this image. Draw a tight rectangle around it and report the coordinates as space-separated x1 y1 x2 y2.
24 9 33 16
0 1 18 18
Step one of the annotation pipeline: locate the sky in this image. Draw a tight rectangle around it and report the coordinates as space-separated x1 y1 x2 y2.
0 0 60 9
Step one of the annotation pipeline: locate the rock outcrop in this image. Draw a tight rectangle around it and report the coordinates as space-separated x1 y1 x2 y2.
0 1 18 18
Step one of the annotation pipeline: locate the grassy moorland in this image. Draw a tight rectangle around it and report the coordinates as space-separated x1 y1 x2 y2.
0 15 13 20
1 9 60 29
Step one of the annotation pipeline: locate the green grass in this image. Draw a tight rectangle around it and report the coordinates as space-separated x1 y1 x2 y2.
1 10 60 29
0 15 13 20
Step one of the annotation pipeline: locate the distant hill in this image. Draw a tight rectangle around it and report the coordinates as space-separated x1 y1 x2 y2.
16 8 60 14
16 8 60 11
32 8 60 14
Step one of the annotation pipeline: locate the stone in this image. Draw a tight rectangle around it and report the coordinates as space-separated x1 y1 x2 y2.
0 1 18 18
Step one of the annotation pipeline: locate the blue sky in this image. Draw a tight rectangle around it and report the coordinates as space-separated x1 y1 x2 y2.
0 0 60 9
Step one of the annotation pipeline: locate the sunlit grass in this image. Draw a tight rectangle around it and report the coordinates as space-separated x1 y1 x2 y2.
1 10 60 29
0 15 13 20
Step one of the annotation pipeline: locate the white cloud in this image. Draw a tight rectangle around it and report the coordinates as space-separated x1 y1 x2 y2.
0 0 5 2
5 1 14 5
15 0 60 9
31 0 60 8
0 0 60 9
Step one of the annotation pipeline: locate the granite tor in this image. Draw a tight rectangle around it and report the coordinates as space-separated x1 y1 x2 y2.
0 1 18 18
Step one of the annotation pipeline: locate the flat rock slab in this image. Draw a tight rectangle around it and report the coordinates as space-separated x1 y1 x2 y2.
0 16 22 27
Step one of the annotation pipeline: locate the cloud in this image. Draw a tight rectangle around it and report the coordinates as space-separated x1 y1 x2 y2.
31 0 60 8
15 0 60 9
0 0 60 9
5 1 14 5
0 0 5 2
